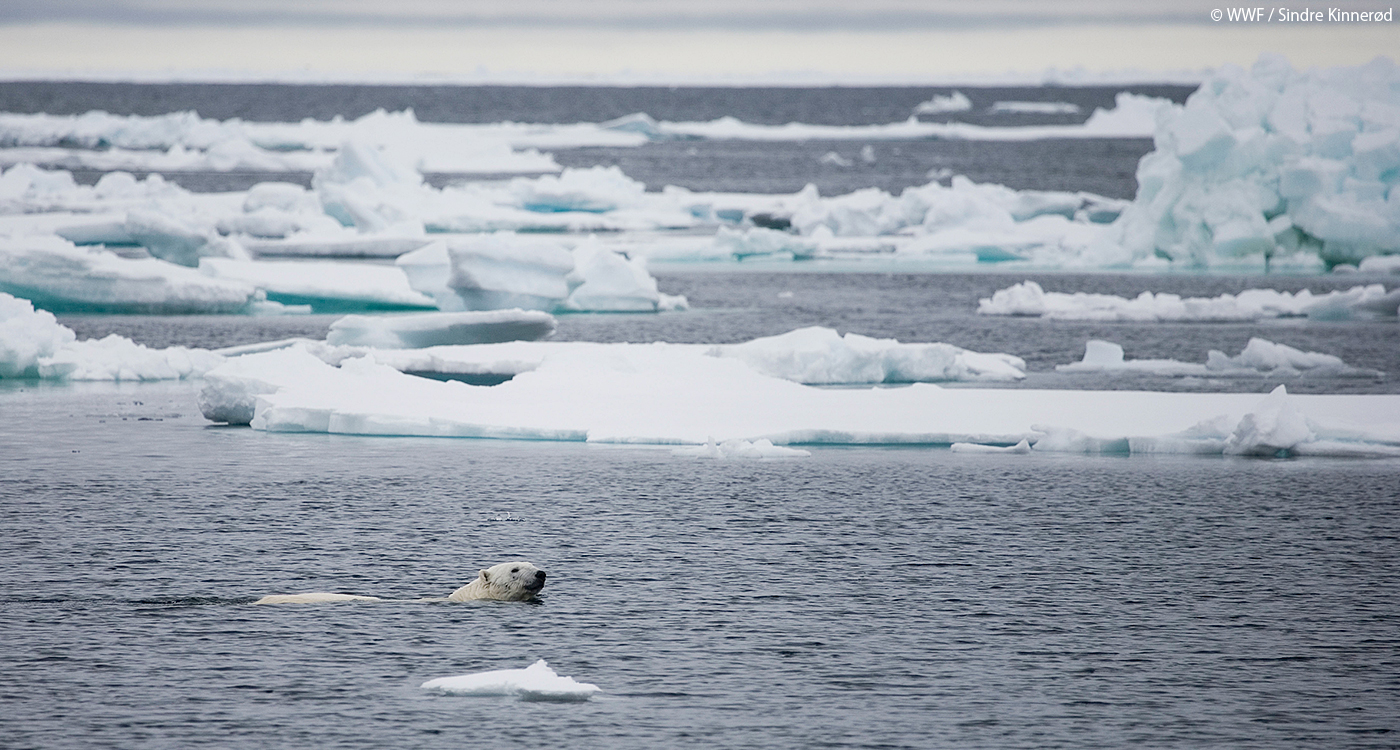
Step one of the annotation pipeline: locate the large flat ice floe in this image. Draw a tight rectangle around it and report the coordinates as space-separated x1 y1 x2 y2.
421 660 599 702
979 280 1400 321
196 340 1400 457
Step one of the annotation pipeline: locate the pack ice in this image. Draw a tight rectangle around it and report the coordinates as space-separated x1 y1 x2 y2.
1110 54 1400 270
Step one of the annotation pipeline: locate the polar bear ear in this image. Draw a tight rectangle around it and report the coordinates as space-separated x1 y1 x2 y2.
478 569 491 582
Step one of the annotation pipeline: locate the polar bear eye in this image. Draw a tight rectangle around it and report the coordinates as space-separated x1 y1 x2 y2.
511 567 519 573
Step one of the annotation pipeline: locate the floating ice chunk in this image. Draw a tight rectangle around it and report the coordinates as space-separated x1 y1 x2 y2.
1358 255 1400 274
989 101 1081 114
198 258 435 312
949 439 1032 454
1058 337 1382 379
421 660 600 702
914 91 973 114
198 345 330 424
1 291 223 380
397 234 681 313
325 310 556 349
980 280 1400 321
37 334 223 381
672 437 811 459
563 239 686 312
1224 385 1316 456
710 326 1025 384
0 292 75 377
0 237 259 314
509 166 645 213
445 233 581 312
123 208 250 267
712 226 819 261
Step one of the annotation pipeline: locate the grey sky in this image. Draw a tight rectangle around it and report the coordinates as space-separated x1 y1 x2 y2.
1 0 1352 29
0 0 1394 82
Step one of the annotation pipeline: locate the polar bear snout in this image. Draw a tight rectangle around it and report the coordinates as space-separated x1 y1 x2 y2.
525 570 546 590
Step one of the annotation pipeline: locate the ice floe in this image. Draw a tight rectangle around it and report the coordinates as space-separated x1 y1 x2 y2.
979 280 1400 321
197 258 436 311
397 235 686 313
324 310 556 349
194 338 1400 457
0 237 263 314
914 92 973 115
421 660 600 702
0 291 222 380
1057 339 1384 379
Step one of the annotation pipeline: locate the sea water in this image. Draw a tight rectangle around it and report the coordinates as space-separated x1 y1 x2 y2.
1 380 1398 749
2 83 1399 749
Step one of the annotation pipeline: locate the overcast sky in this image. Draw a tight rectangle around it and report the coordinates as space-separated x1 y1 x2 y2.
0 0 1394 82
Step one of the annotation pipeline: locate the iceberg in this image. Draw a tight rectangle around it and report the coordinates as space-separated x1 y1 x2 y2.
421 660 599 702
979 280 1400 321
1108 55 1400 269
1058 338 1384 379
325 309 556 349
0 237 261 314
0 291 223 380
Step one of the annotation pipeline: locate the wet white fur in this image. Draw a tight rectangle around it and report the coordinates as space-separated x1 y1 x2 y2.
254 561 545 604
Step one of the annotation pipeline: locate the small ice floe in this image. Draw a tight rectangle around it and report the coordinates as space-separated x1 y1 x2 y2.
989 101 1081 115
1057 338 1383 379
949 439 1032 454
421 660 600 702
980 280 1400 321
913 91 973 115
672 437 811 459
325 309 556 349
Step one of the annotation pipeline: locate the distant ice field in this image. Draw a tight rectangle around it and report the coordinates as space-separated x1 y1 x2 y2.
0 81 1195 127
59 270 1400 395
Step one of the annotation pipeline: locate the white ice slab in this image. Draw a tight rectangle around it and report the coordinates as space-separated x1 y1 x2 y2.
421 659 600 701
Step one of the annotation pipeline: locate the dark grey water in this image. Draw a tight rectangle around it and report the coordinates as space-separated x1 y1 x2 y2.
59 270 1400 395
5 82 1184 197
0 81 1194 126
5 82 1400 749
2 381 1398 750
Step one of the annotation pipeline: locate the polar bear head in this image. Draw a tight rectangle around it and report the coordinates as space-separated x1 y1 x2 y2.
478 561 547 600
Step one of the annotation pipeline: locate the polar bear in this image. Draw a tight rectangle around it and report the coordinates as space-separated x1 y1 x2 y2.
447 561 547 602
253 561 546 604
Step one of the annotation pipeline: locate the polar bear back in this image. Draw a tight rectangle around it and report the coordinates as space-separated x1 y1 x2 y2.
447 561 547 602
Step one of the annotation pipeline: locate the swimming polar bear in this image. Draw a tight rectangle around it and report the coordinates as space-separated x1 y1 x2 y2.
254 561 546 604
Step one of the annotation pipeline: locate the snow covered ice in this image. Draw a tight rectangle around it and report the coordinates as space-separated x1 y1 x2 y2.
1057 338 1384 379
193 337 1400 458
421 660 600 702
324 309 556 348
979 280 1400 321
0 292 222 380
